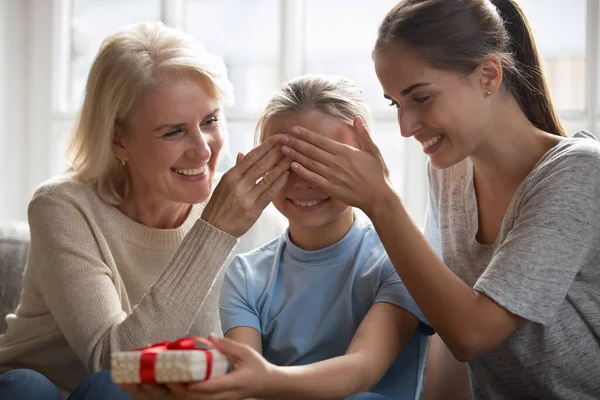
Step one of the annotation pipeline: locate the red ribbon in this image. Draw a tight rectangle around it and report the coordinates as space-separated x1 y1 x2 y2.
138 337 220 383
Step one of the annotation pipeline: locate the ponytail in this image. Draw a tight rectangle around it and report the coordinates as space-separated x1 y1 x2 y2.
491 0 566 136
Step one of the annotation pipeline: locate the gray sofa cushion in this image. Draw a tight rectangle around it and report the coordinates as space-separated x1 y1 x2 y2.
0 222 30 334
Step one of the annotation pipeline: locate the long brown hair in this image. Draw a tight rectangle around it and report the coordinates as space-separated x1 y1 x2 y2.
374 0 566 137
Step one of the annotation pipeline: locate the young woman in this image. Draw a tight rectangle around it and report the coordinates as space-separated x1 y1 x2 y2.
275 0 600 399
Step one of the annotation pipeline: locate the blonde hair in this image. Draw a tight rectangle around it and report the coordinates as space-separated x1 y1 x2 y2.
255 74 372 145
67 21 234 204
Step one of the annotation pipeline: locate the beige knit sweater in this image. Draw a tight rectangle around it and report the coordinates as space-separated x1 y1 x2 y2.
0 174 243 394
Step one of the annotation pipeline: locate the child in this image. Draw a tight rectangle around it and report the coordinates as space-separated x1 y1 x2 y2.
207 75 433 400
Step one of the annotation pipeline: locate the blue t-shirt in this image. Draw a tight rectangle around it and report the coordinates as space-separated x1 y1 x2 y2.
219 213 433 399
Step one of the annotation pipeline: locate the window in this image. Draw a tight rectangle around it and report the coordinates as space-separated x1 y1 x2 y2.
304 0 398 110
185 0 281 115
39 0 595 225
303 0 416 219
184 0 281 168
518 0 587 113
69 0 161 110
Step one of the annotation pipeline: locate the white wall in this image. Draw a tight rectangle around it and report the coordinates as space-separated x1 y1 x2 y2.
26 0 55 209
0 0 58 223
0 0 29 222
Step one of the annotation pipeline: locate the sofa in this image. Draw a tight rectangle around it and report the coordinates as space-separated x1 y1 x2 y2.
0 221 29 334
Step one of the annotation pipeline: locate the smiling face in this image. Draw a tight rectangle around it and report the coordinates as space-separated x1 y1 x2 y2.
262 110 357 232
374 42 494 169
113 73 223 206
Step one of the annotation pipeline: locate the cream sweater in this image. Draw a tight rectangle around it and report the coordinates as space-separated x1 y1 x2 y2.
0 175 242 394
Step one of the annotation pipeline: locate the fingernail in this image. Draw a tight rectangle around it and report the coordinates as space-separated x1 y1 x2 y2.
291 162 299 171
281 135 290 143
281 146 291 155
291 127 301 134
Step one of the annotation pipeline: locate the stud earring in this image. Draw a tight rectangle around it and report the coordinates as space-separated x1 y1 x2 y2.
485 90 492 97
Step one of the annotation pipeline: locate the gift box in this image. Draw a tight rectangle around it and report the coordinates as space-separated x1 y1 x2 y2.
111 337 231 384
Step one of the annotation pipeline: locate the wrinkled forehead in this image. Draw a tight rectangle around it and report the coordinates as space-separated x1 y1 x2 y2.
261 110 359 147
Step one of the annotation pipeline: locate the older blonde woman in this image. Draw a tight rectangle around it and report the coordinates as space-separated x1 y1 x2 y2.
0 22 290 400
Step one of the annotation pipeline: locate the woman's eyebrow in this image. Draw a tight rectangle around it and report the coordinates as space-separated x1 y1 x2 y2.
401 82 432 96
152 108 221 131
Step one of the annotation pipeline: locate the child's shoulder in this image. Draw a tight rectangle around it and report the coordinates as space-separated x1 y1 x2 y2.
238 234 283 259
228 234 285 276
354 211 384 246
350 212 392 270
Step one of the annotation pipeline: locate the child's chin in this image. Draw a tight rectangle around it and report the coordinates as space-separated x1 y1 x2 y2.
289 216 333 230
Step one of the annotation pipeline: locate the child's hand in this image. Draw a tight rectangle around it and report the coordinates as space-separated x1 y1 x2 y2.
184 335 278 400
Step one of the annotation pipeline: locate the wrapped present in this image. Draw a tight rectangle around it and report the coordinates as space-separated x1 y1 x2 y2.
111 336 231 384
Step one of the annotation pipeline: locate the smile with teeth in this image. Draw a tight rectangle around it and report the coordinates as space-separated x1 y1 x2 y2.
172 165 207 176
292 199 327 208
421 134 444 149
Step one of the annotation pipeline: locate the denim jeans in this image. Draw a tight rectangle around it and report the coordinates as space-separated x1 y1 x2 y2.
0 369 62 400
0 370 396 400
345 393 396 400
0 369 133 400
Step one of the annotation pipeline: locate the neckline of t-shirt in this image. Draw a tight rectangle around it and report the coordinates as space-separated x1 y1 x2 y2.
283 212 366 265
464 132 588 249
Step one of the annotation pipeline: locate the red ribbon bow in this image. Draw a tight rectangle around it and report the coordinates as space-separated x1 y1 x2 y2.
138 336 221 383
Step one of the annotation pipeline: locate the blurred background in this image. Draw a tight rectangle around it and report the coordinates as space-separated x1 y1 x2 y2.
0 0 594 226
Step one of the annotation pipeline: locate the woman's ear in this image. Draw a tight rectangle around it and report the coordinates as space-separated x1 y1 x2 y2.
112 124 129 162
478 57 503 95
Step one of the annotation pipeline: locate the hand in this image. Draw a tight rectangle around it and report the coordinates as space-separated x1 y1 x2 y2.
184 335 278 400
118 334 274 400
202 134 292 237
280 116 394 217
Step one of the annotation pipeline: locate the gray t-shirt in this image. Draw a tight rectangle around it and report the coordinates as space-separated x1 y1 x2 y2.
424 131 600 399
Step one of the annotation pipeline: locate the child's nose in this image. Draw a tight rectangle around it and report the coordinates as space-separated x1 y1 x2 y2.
289 171 314 189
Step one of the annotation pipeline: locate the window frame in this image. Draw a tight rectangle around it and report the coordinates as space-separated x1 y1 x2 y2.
30 0 600 226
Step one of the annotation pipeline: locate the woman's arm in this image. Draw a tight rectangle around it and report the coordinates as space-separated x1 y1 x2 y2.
28 135 291 373
366 193 524 361
280 122 525 361
421 169 471 400
425 335 471 400
187 302 418 400
27 192 237 373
